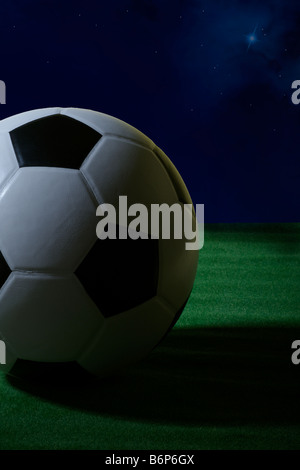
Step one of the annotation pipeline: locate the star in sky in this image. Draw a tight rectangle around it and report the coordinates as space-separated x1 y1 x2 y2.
246 24 258 51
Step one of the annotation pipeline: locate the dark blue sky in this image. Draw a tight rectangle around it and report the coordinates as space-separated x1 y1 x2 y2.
1 0 300 222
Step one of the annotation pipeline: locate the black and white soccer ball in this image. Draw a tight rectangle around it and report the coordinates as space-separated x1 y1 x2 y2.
0 107 198 377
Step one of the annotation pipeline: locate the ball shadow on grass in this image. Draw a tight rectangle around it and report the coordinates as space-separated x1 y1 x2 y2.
6 326 300 426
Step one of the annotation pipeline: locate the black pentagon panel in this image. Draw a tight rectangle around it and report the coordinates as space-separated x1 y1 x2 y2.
0 251 11 289
75 230 159 317
10 115 101 169
153 147 192 206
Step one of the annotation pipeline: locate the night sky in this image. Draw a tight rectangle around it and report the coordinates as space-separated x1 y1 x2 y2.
1 0 300 222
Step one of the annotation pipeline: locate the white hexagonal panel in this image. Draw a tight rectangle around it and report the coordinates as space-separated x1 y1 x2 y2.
61 108 154 149
0 272 104 361
0 133 19 193
157 211 199 312
78 296 174 376
154 146 193 206
0 167 98 271
81 136 178 210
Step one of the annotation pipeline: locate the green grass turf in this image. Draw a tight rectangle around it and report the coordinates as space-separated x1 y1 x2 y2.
0 223 300 450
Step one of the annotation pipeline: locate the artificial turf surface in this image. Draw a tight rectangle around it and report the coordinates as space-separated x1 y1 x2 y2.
0 223 299 450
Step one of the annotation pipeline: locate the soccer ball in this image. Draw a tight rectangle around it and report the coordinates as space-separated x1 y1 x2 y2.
0 107 198 377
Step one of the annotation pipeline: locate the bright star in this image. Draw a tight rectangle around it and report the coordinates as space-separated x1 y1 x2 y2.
246 24 258 51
